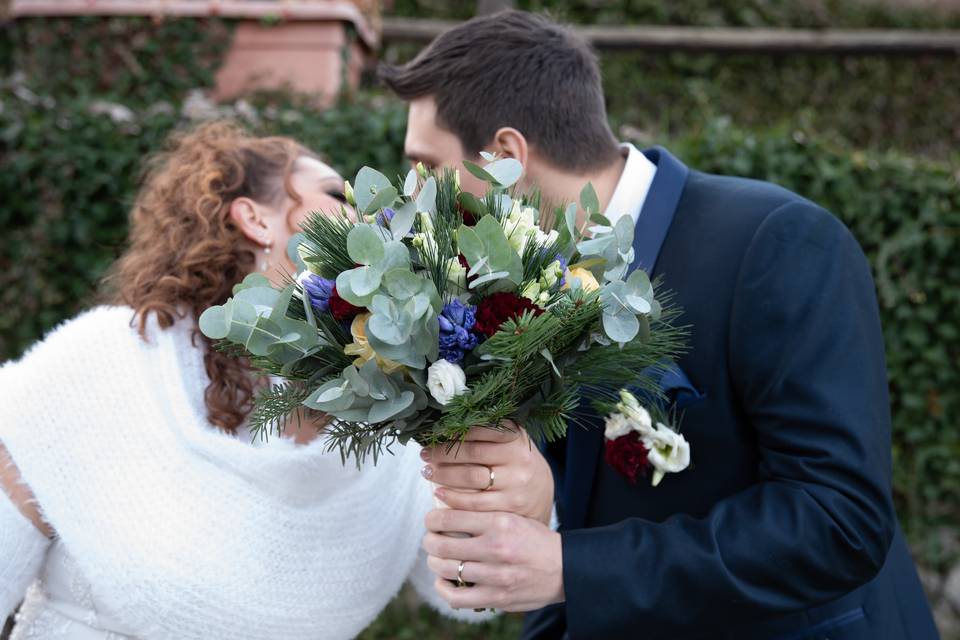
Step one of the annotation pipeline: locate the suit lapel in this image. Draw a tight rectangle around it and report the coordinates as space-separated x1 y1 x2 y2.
561 146 690 530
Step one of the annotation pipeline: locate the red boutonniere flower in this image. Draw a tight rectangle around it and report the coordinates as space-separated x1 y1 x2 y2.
604 390 691 487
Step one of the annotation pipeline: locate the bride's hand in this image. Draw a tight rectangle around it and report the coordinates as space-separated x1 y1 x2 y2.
420 422 554 526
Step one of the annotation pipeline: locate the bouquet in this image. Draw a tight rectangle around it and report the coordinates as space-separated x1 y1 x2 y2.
200 155 686 466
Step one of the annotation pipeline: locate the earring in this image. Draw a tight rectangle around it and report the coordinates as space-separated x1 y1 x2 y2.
260 241 272 272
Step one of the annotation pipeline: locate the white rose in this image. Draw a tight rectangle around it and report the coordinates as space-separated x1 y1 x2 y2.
643 423 691 486
603 413 634 440
427 360 468 405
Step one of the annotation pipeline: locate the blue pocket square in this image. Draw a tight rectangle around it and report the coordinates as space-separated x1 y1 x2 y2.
640 362 705 410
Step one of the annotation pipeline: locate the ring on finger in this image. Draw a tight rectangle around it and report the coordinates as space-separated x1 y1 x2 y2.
482 465 495 491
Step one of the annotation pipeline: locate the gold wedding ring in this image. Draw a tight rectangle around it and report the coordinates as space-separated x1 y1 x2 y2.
457 560 468 588
483 465 495 491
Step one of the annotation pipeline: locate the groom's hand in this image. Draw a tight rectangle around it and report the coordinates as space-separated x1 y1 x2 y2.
423 509 565 612
420 421 554 525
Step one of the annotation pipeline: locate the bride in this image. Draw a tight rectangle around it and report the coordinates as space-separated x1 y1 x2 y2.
0 121 553 639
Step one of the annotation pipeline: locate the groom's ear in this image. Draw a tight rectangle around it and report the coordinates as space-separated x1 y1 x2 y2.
491 127 529 168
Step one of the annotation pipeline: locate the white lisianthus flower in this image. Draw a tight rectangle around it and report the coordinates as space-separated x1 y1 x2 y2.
643 423 691 486
615 390 653 435
502 202 537 254
418 210 435 234
427 360 468 405
604 412 634 440
445 257 467 290
520 281 541 303
540 260 564 288
412 232 438 262
534 227 560 247
298 246 324 275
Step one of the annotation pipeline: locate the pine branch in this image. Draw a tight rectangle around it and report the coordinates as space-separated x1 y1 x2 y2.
248 381 315 442
300 207 355 278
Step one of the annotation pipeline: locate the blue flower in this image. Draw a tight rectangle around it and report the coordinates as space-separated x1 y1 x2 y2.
377 207 396 227
438 299 478 363
300 273 335 313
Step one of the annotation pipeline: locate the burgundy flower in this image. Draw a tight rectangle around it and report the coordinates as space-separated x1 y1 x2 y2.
473 292 544 337
328 285 363 321
604 432 651 484
456 202 477 226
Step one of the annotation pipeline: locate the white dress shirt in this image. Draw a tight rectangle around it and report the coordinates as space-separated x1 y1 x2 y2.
604 142 658 227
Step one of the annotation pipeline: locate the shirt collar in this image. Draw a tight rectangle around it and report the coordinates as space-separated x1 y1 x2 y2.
603 142 657 227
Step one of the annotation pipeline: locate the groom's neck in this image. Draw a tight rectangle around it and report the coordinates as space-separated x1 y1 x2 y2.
529 153 627 225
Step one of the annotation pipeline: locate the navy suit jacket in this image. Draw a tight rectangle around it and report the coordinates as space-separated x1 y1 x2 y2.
523 148 938 640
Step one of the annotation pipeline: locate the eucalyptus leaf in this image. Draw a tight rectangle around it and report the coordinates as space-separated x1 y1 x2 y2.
335 269 375 307
287 233 307 272
602 311 640 343
403 169 418 197
389 201 417 240
382 268 424 299
363 185 398 216
484 158 523 188
368 391 415 423
346 224 385 265
348 266 383 297
416 176 437 214
198 305 228 339
458 192 485 218
462 160 497 185
580 182 600 215
353 167 391 213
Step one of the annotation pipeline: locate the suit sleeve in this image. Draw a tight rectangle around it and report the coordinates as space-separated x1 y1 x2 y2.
560 200 897 639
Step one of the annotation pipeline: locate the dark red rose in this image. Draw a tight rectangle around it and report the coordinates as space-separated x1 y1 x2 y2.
473 292 544 337
456 202 477 226
604 432 651 484
328 285 362 321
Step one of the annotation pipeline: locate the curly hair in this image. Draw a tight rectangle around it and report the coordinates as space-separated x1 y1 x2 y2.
101 120 319 434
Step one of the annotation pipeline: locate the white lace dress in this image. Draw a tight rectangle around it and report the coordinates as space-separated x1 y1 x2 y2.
0 307 486 639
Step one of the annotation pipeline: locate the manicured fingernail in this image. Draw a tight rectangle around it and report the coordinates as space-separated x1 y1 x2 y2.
421 465 434 479
434 488 447 501
420 448 431 461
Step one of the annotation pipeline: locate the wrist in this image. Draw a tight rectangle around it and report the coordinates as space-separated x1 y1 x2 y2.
549 530 566 604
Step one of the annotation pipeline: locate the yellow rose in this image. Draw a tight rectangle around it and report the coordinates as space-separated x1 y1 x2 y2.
343 314 405 374
564 267 601 293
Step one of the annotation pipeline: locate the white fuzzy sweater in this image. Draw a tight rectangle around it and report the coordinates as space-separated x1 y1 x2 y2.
0 306 484 639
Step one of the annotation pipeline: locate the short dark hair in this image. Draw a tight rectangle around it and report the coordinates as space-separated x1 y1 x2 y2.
379 10 620 172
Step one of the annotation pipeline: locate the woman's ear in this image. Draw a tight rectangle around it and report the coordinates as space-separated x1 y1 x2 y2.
229 197 272 248
491 127 529 168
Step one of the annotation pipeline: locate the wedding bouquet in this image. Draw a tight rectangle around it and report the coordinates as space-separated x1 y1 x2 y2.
200 155 686 466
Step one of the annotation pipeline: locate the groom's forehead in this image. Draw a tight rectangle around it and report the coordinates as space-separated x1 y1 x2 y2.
405 97 463 163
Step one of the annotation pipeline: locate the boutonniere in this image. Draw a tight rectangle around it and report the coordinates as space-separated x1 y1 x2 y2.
603 390 691 486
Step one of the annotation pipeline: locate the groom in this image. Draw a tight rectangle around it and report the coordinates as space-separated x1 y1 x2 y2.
381 10 938 640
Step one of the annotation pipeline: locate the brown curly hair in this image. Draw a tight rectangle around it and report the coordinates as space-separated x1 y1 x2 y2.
102 120 319 434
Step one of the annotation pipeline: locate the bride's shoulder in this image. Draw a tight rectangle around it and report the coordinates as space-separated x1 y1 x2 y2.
2 305 140 372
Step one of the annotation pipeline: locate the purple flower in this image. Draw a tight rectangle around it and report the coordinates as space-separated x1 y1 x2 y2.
438 299 478 363
377 207 396 227
300 273 335 313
